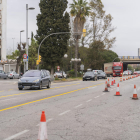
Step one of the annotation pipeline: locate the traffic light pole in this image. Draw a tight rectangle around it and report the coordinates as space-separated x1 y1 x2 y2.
37 31 86 70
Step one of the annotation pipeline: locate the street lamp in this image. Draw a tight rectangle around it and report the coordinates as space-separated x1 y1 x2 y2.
26 4 35 71
20 30 24 49
12 38 15 52
62 54 68 78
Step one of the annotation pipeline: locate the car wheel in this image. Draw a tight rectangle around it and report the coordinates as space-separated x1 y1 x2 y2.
39 83 42 90
47 81 51 88
19 88 23 90
93 77 95 81
83 79 85 81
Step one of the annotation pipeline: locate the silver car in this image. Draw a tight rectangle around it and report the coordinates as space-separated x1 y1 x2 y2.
93 70 107 79
8 71 20 79
0 70 8 79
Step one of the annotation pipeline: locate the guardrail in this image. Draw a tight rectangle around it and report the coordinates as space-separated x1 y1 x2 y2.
119 56 140 60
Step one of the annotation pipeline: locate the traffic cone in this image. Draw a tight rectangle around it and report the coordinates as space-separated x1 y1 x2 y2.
132 85 138 100
113 77 116 84
126 77 128 80
123 77 125 81
103 81 109 92
38 111 48 140
115 83 122 96
120 77 122 82
107 78 110 88
111 78 114 86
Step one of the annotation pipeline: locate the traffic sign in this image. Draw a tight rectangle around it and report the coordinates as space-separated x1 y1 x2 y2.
80 64 84 70
23 59 28 62
23 54 27 59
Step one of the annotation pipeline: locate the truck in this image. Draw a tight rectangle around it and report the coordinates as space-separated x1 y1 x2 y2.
104 62 123 77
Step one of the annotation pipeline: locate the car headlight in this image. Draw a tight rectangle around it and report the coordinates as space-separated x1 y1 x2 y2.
18 79 21 82
33 79 40 82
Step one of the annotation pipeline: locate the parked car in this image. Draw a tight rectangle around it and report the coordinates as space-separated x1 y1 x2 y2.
54 71 67 78
0 70 8 79
83 71 98 81
18 69 51 90
123 71 128 75
93 70 107 79
8 71 20 79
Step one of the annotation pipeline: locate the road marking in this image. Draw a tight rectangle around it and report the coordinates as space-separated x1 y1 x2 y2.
75 104 83 108
13 82 17 84
0 98 17 102
36 118 53 126
4 130 29 140
0 90 4 92
86 99 92 102
8 89 13 91
0 84 102 112
94 96 100 98
59 110 70 116
102 93 106 95
88 87 96 89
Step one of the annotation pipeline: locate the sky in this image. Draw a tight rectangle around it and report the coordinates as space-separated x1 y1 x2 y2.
7 0 140 56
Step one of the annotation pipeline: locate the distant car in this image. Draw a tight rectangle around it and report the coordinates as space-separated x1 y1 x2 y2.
133 71 139 75
54 71 67 78
8 71 20 79
0 70 8 79
83 71 98 81
18 70 51 90
93 70 107 79
123 71 128 75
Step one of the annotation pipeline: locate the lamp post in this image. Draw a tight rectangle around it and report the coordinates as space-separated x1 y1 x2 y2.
26 4 35 71
71 58 81 77
62 54 68 78
12 38 15 52
20 30 24 49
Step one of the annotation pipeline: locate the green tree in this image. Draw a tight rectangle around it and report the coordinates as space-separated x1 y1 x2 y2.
7 50 20 60
36 0 70 75
70 0 90 76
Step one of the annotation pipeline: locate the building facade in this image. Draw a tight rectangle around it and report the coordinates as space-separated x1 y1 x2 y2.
0 0 7 61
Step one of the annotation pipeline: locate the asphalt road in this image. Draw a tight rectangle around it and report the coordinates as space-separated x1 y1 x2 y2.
0 77 140 140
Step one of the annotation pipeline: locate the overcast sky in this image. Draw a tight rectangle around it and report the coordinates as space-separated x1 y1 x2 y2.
7 0 140 56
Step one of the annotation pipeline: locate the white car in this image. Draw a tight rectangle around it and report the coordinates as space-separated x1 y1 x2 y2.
8 71 20 79
123 71 128 75
54 71 67 78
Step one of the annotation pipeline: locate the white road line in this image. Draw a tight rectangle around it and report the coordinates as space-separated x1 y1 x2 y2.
75 104 83 108
59 110 71 116
4 130 29 140
36 118 53 126
0 98 17 102
94 96 100 98
88 87 96 89
86 99 92 102
13 82 17 84
102 93 106 95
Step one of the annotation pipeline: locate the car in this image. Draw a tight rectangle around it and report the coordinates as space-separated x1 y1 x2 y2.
7 71 20 79
0 70 8 79
123 71 128 75
93 70 107 79
54 71 67 78
18 69 51 90
83 71 98 81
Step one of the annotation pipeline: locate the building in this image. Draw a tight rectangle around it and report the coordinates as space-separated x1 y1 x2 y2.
0 0 7 70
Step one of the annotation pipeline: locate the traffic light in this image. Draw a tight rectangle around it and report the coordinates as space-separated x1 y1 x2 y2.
39 55 41 62
83 29 86 37
36 60 39 65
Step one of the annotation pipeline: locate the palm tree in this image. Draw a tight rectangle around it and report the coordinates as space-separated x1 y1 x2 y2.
70 0 90 77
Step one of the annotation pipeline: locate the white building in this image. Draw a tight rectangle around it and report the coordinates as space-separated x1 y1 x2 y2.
0 0 7 70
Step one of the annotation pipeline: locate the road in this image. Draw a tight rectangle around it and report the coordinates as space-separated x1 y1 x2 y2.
0 77 140 140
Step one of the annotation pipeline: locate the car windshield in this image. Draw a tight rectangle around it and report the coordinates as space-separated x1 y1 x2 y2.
124 71 128 73
84 72 93 76
23 71 40 77
113 66 122 70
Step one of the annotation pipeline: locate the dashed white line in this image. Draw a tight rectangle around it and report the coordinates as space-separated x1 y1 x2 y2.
94 96 100 98
101 93 106 95
59 110 71 116
75 104 83 108
86 99 92 102
4 130 29 140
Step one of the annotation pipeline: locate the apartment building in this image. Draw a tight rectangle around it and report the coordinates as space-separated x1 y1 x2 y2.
0 0 7 61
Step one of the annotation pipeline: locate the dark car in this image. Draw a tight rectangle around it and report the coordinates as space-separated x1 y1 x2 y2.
18 70 51 90
93 70 107 79
83 71 97 81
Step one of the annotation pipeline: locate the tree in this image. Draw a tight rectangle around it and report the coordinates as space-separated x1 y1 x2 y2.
89 0 116 49
70 0 90 76
36 0 70 75
7 50 20 60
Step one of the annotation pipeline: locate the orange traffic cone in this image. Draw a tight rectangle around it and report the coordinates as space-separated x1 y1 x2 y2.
113 77 116 84
120 77 122 82
107 78 110 88
103 81 109 92
132 85 138 100
38 111 48 140
126 77 128 80
111 78 114 86
115 83 122 96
